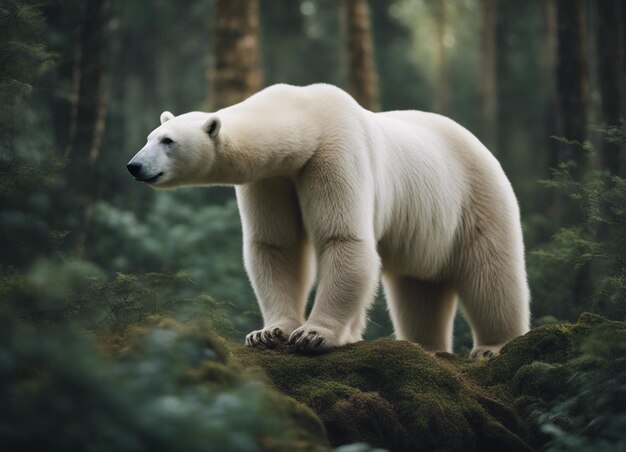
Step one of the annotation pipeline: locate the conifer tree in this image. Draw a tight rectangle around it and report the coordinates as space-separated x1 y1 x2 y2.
343 0 380 111
210 0 263 110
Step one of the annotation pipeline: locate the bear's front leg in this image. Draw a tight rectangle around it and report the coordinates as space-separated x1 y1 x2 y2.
237 181 314 348
289 237 380 351
243 238 314 348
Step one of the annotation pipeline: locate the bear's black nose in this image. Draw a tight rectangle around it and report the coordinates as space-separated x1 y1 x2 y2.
127 162 142 177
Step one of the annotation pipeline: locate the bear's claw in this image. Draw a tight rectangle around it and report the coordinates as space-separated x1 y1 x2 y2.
245 319 303 348
262 327 284 343
288 324 337 352
302 332 322 348
290 330 325 350
469 344 503 360
245 326 288 348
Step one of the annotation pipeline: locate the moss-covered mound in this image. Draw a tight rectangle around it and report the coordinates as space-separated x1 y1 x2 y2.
5 311 623 451
462 313 626 450
232 314 626 451
232 339 531 451
462 313 623 391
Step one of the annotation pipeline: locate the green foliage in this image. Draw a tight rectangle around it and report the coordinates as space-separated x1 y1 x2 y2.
535 330 626 451
0 314 328 451
0 143 67 269
0 0 61 270
91 194 249 300
0 0 53 98
0 260 240 340
531 124 626 320
89 192 260 336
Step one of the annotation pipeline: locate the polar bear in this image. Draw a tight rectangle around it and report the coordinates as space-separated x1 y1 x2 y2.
127 84 529 358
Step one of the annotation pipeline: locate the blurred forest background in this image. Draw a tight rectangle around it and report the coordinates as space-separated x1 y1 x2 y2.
2 0 626 344
2 0 626 449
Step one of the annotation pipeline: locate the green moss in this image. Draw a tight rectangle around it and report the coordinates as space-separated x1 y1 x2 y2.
229 314 626 451
89 313 626 450
461 314 614 396
12 309 623 450
463 313 626 449
328 391 400 444
262 391 330 451
462 312 626 396
511 362 567 401
470 323 576 389
232 340 530 451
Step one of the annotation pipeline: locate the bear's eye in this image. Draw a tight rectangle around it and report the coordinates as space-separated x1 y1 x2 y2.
161 137 174 145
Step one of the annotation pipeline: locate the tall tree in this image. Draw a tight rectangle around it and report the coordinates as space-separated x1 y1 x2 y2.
542 0 559 172
210 0 263 110
66 0 112 257
539 0 562 240
433 0 449 115
343 0 380 111
0 1 51 153
555 0 589 171
555 0 592 311
479 0 498 151
596 0 624 173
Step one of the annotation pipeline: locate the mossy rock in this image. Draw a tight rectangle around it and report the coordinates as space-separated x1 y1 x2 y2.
464 313 626 397
260 389 331 451
98 313 623 450
231 313 626 451
464 313 626 449
232 339 531 451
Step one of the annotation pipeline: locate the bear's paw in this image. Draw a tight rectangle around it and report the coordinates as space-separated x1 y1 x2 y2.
245 319 301 348
288 324 340 352
469 344 504 360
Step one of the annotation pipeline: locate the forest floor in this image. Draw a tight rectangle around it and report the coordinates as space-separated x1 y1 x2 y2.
4 312 625 451
230 313 625 451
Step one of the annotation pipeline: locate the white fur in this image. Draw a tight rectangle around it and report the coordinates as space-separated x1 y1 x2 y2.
128 84 530 357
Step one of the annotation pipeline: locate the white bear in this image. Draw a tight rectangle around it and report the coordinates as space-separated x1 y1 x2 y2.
127 83 530 358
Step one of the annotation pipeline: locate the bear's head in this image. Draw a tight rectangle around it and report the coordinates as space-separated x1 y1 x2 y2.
126 111 221 188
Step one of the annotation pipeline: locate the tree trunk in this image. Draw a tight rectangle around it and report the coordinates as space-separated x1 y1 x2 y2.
434 0 449 115
543 0 559 172
555 0 589 171
556 0 592 313
210 0 263 110
66 0 111 258
596 0 624 173
343 0 380 111
479 0 498 151
539 0 561 240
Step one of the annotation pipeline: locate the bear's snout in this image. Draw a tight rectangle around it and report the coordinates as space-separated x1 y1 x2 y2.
127 162 142 177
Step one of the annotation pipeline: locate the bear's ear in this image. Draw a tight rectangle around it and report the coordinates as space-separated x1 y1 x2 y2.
203 116 221 139
160 111 174 124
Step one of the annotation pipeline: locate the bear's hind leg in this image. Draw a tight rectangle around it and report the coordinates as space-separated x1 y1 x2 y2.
382 275 457 353
457 253 530 359
345 294 377 343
